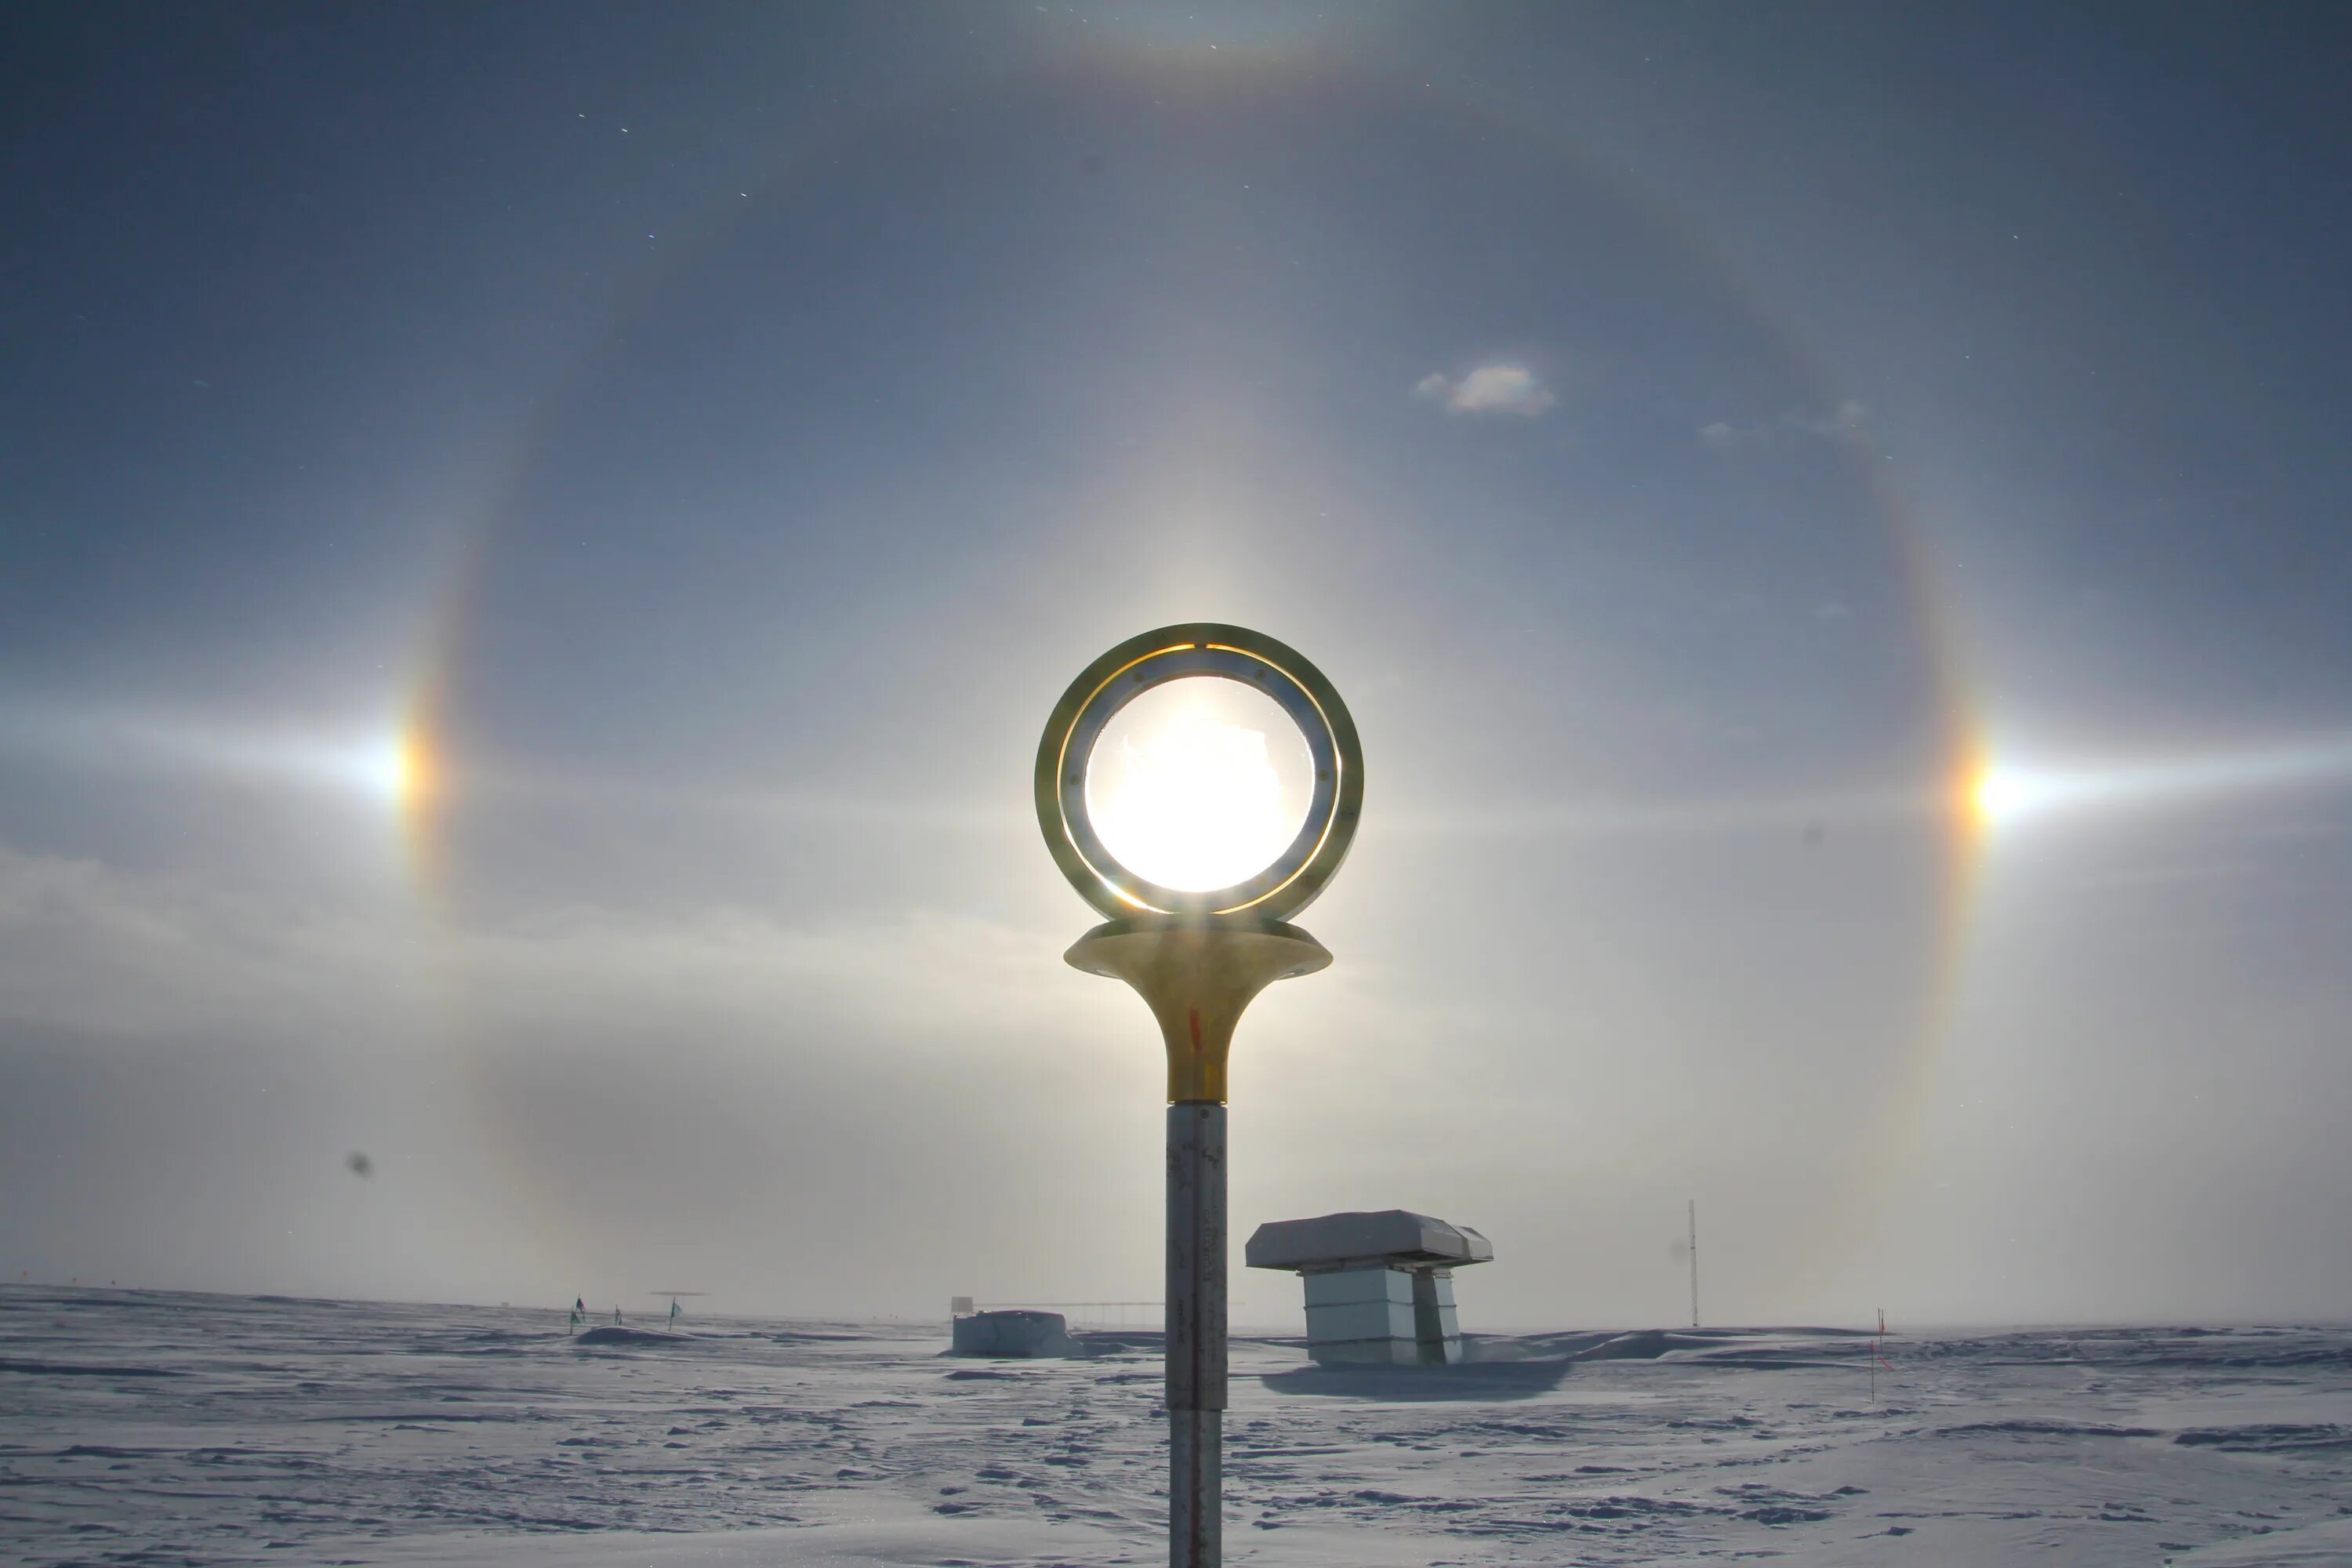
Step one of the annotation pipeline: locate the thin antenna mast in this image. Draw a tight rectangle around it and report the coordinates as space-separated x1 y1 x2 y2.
1688 1200 1699 1329
647 1290 710 1326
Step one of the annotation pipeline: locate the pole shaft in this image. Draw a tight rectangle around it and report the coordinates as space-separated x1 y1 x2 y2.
1166 1102 1225 1568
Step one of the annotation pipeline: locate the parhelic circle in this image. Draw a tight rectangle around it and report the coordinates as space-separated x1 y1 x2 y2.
1035 623 1363 921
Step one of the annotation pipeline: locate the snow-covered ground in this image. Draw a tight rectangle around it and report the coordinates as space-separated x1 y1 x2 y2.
4 1287 2349 1566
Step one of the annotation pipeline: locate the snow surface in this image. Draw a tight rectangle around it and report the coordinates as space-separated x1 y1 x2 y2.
4 1287 2350 1565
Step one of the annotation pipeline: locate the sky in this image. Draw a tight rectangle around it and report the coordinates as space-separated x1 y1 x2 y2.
2 2 2348 1330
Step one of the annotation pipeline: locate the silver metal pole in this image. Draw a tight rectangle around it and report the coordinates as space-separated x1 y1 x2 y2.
1689 1199 1699 1330
1166 1102 1225 1568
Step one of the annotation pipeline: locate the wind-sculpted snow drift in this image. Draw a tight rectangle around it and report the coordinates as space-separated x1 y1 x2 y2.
2 1288 2349 1565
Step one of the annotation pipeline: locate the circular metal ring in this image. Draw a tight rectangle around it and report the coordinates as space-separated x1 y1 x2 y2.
1036 623 1363 920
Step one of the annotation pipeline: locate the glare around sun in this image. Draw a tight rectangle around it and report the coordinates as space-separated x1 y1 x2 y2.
1085 678 1311 892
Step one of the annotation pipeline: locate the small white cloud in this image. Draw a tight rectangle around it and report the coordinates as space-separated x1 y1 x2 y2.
1415 362 1555 416
1780 399 1868 438
1699 400 1867 452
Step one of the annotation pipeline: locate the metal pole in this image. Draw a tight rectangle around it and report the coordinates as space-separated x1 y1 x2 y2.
1689 1199 1699 1330
1167 1102 1225 1568
1062 920 1325 1568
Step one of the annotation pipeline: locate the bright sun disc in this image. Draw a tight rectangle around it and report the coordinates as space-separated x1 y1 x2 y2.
1085 677 1312 893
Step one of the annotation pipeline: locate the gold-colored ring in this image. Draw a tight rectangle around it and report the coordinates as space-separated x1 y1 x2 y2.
1034 623 1363 921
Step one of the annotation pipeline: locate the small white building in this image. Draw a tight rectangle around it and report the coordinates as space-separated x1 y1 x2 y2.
1245 1210 1494 1366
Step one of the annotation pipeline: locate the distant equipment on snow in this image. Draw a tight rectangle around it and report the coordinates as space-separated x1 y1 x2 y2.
1246 1210 1493 1367
1668 1200 1701 1327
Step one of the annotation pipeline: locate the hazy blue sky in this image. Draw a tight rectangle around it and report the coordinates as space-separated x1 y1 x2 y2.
3 2 2347 1328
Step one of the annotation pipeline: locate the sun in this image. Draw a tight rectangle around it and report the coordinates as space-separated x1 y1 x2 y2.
1084 677 1311 893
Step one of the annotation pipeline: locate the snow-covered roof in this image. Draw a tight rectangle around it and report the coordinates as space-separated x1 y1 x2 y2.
1243 1210 1494 1272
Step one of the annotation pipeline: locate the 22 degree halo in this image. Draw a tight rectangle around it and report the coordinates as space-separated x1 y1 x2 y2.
1036 624 1363 921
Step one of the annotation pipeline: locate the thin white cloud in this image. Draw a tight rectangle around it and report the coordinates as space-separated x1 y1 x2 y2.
1700 399 1867 451
0 844 1079 1058
1782 398 1868 438
1415 363 1555 416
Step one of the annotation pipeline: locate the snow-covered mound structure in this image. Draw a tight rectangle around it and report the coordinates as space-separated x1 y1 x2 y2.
949 1309 1079 1359
573 1325 691 1347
